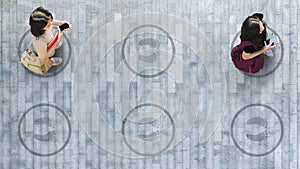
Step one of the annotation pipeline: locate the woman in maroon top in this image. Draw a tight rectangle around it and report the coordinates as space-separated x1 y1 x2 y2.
232 13 279 73
240 13 278 61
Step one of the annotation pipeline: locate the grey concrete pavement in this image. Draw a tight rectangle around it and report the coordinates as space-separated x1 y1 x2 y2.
1 0 299 168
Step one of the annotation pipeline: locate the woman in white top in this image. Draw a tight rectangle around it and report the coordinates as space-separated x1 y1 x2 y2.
29 7 71 66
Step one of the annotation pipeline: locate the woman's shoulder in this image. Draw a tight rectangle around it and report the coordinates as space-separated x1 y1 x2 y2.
238 40 255 53
31 35 47 49
243 45 256 53
240 40 254 45
31 35 47 43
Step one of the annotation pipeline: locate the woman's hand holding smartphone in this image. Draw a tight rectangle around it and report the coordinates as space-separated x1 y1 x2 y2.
59 23 69 31
58 22 71 32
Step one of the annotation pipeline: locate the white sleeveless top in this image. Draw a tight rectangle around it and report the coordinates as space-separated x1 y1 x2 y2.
31 25 56 58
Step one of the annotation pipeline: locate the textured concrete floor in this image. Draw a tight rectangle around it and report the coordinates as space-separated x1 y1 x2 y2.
1 0 300 168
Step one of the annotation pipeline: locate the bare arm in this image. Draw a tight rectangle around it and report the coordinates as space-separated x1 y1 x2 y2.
52 20 64 26
242 43 279 60
52 20 72 32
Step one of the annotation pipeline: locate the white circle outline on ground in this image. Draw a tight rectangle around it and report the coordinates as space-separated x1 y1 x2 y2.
121 103 175 156
18 103 71 157
230 104 284 156
73 13 226 157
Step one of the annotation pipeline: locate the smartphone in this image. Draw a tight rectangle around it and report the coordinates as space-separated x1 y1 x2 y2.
59 23 69 31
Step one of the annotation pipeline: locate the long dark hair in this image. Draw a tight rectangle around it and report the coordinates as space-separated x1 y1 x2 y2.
29 7 53 37
240 15 267 49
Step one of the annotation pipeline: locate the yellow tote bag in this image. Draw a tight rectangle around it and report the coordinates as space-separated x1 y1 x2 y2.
20 43 53 75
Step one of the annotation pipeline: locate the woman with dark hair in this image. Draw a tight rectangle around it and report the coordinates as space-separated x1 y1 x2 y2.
29 7 71 66
231 13 278 73
240 13 277 61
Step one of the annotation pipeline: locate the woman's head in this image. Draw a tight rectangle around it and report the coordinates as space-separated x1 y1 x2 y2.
29 7 53 37
240 14 267 48
241 16 264 39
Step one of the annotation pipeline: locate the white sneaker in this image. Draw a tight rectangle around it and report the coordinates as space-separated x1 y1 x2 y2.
50 57 63 66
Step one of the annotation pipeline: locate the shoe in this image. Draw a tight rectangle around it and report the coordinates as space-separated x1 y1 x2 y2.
264 49 275 57
50 57 63 66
